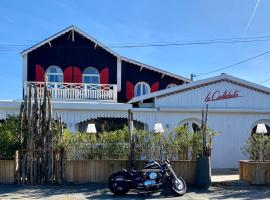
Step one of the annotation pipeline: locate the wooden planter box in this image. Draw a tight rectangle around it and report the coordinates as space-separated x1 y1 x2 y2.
65 160 196 184
240 160 270 185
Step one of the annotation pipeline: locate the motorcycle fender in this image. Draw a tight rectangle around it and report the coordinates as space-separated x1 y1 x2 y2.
108 171 134 187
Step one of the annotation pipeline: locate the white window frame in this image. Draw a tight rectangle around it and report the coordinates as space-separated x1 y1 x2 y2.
134 82 150 97
83 67 100 84
179 118 201 133
46 66 63 83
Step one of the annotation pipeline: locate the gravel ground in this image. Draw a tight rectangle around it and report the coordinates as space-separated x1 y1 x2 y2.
0 184 269 200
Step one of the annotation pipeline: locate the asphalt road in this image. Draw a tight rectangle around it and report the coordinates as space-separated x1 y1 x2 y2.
0 184 269 200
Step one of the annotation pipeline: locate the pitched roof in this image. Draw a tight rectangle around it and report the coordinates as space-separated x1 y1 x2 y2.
128 73 270 103
21 25 190 82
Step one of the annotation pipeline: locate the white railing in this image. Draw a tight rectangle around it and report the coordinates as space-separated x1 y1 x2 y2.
25 82 118 102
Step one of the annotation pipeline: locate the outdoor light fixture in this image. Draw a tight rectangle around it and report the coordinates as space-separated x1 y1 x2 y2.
86 123 97 134
154 123 164 133
256 123 267 134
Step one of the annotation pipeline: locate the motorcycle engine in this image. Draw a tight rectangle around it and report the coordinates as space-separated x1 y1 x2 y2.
143 172 160 187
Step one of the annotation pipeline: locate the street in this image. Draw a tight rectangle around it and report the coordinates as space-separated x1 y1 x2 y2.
0 184 269 200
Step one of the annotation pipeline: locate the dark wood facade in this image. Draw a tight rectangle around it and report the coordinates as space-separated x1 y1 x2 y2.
25 27 187 102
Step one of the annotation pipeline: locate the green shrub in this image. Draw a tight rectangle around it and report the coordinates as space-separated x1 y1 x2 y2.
190 131 203 160
0 116 21 159
174 126 191 160
242 134 270 161
62 126 130 160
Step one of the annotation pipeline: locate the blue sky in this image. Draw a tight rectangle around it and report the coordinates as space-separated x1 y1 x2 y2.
1 0 270 99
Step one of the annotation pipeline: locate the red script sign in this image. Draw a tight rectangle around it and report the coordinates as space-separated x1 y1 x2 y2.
205 89 241 102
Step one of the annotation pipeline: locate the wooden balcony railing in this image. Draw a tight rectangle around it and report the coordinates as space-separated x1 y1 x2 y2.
25 82 118 102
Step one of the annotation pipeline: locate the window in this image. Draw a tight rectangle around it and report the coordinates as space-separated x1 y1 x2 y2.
46 66 63 82
166 83 177 89
180 119 201 133
135 82 150 97
83 67 100 84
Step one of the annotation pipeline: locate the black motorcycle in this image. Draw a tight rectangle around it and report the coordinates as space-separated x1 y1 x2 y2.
108 159 186 196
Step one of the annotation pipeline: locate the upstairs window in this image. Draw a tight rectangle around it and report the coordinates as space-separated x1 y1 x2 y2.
83 67 100 84
135 82 150 97
46 66 63 82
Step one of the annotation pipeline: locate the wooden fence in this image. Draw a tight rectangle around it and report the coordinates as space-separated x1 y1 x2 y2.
0 160 15 184
0 160 196 185
65 160 196 184
240 160 270 185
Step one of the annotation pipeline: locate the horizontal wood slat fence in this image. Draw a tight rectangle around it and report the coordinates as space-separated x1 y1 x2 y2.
240 160 270 185
0 160 196 185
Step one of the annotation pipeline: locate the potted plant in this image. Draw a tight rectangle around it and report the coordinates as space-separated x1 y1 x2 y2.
195 105 219 189
240 129 270 185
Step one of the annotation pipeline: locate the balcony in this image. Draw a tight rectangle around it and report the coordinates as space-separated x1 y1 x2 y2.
25 82 118 102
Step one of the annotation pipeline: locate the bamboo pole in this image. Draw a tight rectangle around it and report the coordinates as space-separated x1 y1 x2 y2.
17 82 65 185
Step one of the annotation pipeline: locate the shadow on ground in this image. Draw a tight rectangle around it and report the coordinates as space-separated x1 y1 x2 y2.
207 185 270 200
0 184 185 199
0 183 269 199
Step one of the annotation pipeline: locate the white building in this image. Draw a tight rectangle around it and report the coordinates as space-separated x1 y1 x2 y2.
1 27 270 168
1 73 270 168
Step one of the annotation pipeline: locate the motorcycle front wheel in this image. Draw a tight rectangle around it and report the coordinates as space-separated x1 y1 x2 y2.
108 172 130 195
169 176 187 196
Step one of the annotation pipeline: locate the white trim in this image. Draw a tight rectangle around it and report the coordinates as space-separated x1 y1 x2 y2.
46 66 63 82
128 73 270 103
179 118 201 126
166 83 177 89
72 29 74 42
0 100 131 111
159 107 270 114
179 118 201 132
22 54 28 97
134 81 150 97
20 25 190 83
117 57 122 92
20 26 120 57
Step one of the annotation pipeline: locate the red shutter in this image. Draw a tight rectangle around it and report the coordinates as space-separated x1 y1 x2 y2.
73 66 82 83
100 67 109 84
35 64 45 82
64 66 73 83
151 82 159 92
126 81 134 99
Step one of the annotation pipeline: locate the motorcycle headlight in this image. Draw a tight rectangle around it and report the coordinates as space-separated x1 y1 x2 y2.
149 172 158 179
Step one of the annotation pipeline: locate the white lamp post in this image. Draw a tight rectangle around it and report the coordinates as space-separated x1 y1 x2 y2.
256 123 267 161
154 123 164 160
86 123 97 159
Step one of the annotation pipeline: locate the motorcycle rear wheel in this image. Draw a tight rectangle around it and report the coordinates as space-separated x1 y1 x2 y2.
108 173 130 195
169 176 187 196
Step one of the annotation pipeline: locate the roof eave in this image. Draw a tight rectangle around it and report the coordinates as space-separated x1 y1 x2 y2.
128 73 270 104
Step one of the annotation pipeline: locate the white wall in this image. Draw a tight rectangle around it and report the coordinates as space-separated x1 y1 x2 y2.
132 110 270 168
156 81 270 110
139 80 270 168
